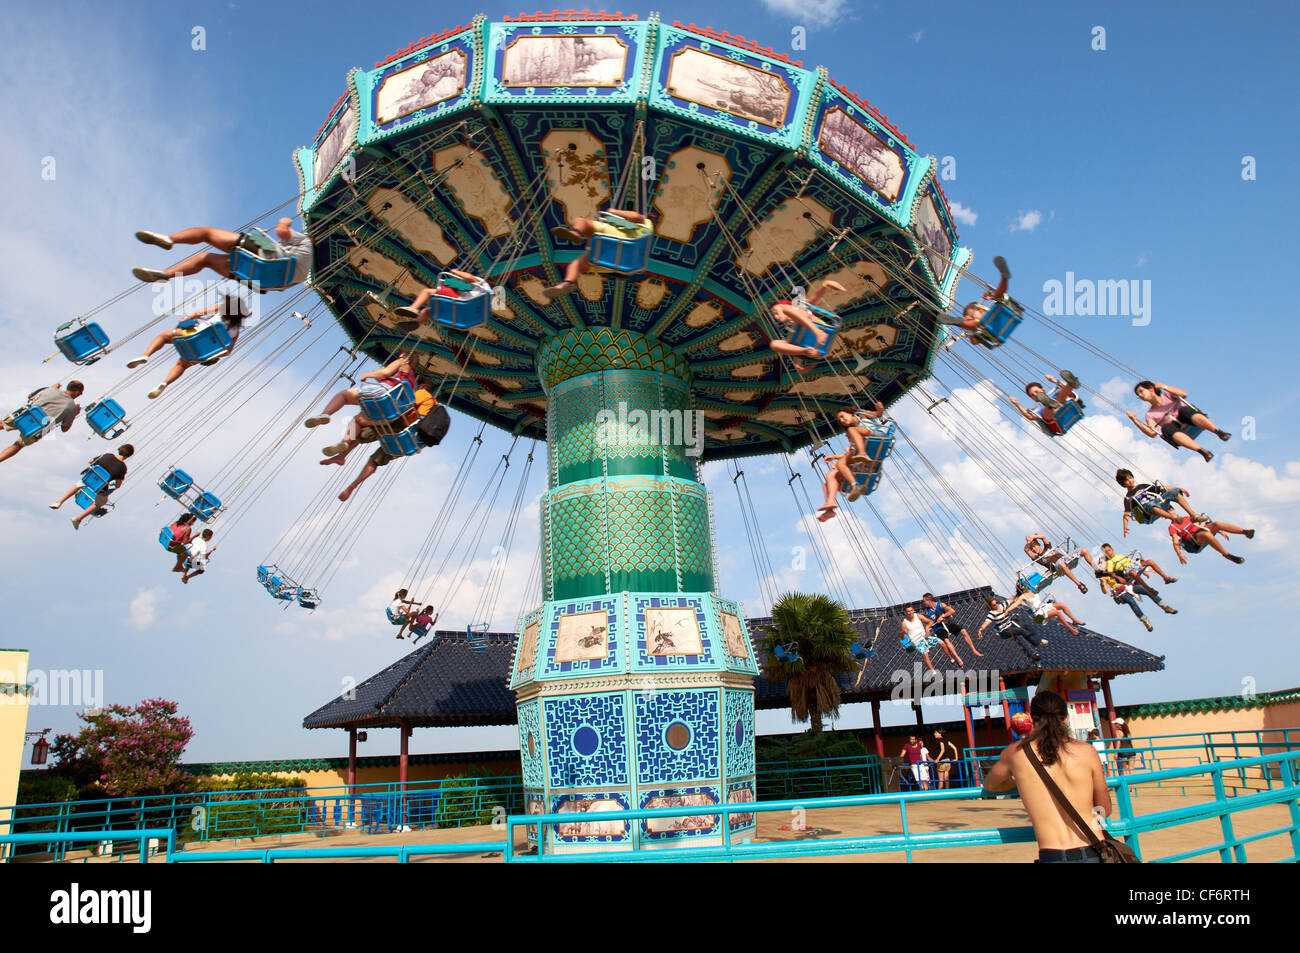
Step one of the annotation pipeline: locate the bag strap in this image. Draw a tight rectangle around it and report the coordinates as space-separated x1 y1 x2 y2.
1021 741 1104 850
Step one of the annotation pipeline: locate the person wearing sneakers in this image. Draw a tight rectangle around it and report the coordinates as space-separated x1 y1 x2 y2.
1115 468 1208 537
938 255 1012 342
920 592 977 662
181 529 216 584
1168 516 1254 566
125 291 252 399
1007 371 1082 436
50 444 134 529
303 353 416 432
1126 380 1230 463
318 386 436 463
0 381 83 465
1094 550 1176 633
978 593 1048 662
1099 541 1179 588
1013 580 1085 636
132 218 313 288
389 270 491 331
543 208 654 300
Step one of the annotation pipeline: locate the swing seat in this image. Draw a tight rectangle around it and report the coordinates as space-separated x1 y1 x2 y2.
787 304 843 358
85 399 129 439
1049 398 1086 435
298 588 321 610
467 624 489 652
257 565 272 586
187 491 222 522
79 464 113 495
229 245 297 291
54 319 111 366
358 380 414 423
1021 571 1048 593
900 636 914 651
588 230 652 275
73 485 111 516
1177 401 1206 442
377 423 422 457
385 606 407 625
173 321 233 364
850 469 883 496
772 644 800 663
430 289 490 330
849 642 868 660
159 468 193 500
270 579 296 601
9 406 52 441
410 624 429 639
972 300 1023 349
159 526 175 549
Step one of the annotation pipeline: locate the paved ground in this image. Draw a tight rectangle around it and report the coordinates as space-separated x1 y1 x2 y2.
141 787 1295 863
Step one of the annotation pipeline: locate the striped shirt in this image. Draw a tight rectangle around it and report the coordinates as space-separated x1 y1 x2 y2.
984 605 1017 633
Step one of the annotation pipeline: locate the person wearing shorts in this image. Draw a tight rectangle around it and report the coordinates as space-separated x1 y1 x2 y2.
132 217 312 289
166 514 199 572
764 280 847 372
1024 534 1094 594
0 382 83 465
303 353 416 431
899 736 925 790
977 594 1047 662
390 270 491 331
900 605 939 673
1168 516 1254 566
1116 468 1205 536
920 592 971 663
1127 380 1230 463
1007 371 1082 435
50 444 135 529
126 292 253 400
182 529 215 584
932 729 960 789
544 208 655 299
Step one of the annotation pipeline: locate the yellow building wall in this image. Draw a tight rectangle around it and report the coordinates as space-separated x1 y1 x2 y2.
0 649 32 838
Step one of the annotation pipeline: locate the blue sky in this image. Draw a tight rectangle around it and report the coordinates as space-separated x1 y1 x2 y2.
1 1 1297 765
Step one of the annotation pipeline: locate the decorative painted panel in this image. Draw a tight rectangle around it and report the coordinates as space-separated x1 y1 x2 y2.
537 595 624 679
485 21 650 104
726 778 757 832
723 688 756 778
356 24 481 143
637 785 722 841
517 698 545 787
629 594 722 671
550 790 633 844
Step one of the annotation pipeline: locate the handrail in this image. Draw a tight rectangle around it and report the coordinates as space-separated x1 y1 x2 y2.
0 828 175 864
167 841 506 863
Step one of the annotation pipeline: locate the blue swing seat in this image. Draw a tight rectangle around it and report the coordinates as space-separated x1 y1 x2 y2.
159 467 193 500
1049 398 1086 435
588 227 652 275
467 624 488 652
159 526 176 549
410 624 429 639
257 564 272 586
54 319 111 366
972 300 1023 349
430 273 490 330
80 464 113 495
848 422 895 497
298 588 321 610
229 245 297 291
74 485 112 516
386 606 407 625
1021 571 1048 593
377 423 422 457
358 380 414 423
173 320 233 364
9 406 52 441
849 642 868 660
85 399 129 439
772 643 800 663
787 303 843 358
188 491 222 522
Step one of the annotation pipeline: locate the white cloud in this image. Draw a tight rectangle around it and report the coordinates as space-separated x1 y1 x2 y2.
127 588 164 630
948 201 978 226
909 29 925 43
758 0 853 29
1010 209 1043 232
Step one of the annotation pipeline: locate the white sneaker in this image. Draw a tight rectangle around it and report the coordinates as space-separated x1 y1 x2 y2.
304 415 330 429
49 501 62 510
133 267 171 283
135 230 174 250
126 356 149 369
148 383 167 399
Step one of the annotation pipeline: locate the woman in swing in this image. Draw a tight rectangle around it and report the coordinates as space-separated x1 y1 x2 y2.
388 270 491 331
766 280 847 372
1127 380 1230 463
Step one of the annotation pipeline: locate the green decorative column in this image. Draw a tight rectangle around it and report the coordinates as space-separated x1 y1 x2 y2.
508 329 759 853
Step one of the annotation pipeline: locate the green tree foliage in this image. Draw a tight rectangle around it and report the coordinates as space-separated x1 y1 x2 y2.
759 592 861 734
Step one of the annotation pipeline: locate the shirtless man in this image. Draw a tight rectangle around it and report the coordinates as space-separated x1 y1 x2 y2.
981 689 1113 863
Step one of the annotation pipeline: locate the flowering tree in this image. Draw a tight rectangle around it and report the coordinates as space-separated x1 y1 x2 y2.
50 698 195 796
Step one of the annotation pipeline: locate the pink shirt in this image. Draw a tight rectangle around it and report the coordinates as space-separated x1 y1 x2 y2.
1144 391 1184 428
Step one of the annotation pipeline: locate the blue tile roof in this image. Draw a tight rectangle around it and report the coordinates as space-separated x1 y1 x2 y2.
303 587 1163 729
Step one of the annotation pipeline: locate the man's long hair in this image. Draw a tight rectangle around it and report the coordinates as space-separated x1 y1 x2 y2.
1026 690 1071 766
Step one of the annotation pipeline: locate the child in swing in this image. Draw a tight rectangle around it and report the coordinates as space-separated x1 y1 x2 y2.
766 280 847 372
544 208 655 300
389 270 491 331
1008 372 1083 435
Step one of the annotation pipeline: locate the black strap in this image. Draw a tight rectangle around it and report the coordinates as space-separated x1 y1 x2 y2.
1021 742 1104 850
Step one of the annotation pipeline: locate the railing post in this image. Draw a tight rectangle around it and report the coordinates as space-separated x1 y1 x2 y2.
1211 769 1244 862
1279 755 1300 861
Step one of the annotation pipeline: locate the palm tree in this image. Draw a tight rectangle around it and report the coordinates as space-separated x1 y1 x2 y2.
760 592 861 734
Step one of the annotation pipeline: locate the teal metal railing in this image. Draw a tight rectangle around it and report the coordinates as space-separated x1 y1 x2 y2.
0 828 174 864
756 755 884 799
505 749 1300 863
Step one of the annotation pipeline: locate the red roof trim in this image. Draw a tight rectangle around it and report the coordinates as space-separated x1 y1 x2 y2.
673 21 802 67
374 23 472 69
828 79 911 149
504 9 639 21
314 92 349 142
